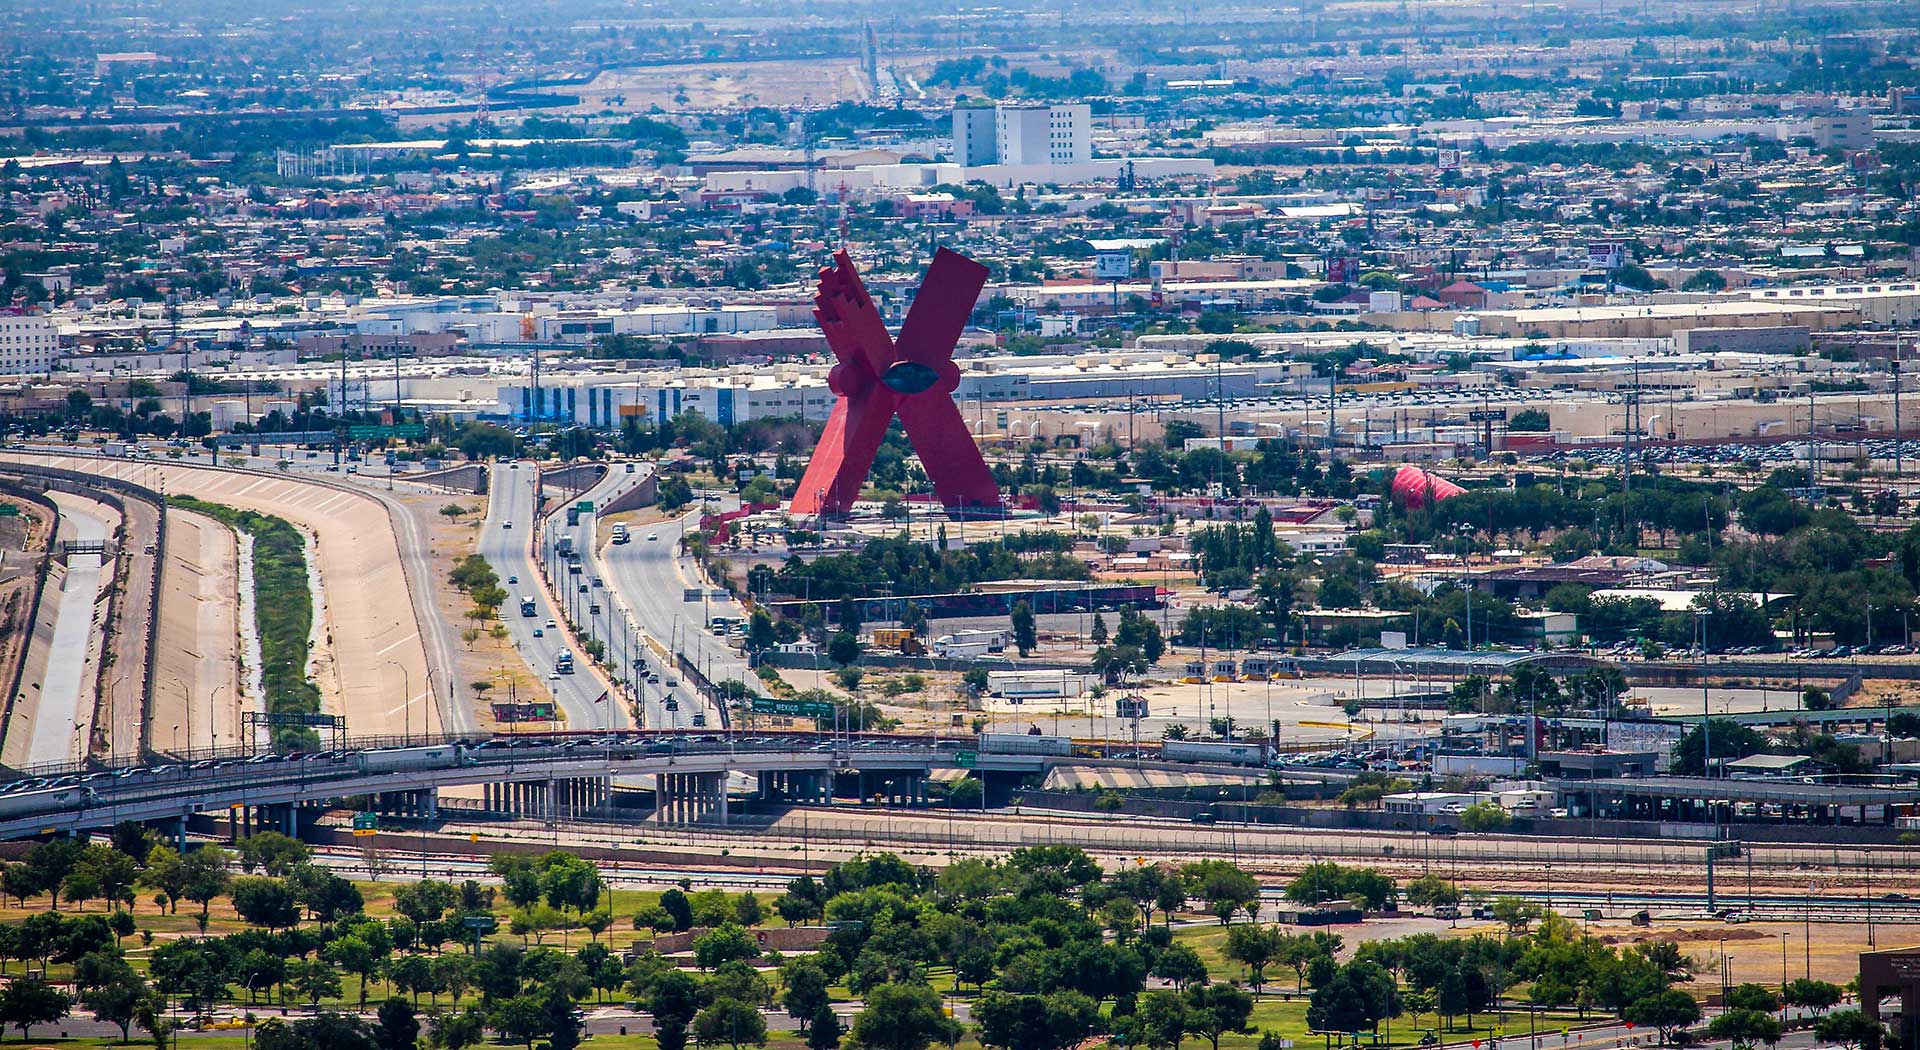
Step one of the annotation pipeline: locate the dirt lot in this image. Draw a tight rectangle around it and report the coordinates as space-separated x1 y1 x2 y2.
150 508 243 755
554 59 873 112
404 494 550 732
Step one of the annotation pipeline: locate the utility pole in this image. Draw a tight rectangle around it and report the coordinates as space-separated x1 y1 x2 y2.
1894 334 1904 481
1807 387 1818 488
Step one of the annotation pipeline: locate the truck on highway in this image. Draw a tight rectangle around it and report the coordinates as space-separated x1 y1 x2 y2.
555 536 575 558
102 441 127 457
357 745 467 775
611 523 630 544
1160 739 1272 767
0 785 96 820
978 732 1073 757
520 596 537 617
555 651 575 675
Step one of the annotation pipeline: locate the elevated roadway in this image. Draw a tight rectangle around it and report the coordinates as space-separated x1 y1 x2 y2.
0 733 973 838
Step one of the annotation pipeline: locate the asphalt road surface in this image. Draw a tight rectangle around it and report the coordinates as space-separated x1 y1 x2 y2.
482 462 623 730
600 503 749 725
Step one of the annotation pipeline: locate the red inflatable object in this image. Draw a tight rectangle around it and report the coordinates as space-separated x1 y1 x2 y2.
790 247 1001 519
1391 465 1465 509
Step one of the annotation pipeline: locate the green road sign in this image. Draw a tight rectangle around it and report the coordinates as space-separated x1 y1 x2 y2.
351 812 378 831
954 751 977 768
347 424 428 440
0 504 18 517
576 501 595 512
752 697 835 718
462 915 498 933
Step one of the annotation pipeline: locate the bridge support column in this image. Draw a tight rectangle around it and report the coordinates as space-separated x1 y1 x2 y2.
699 771 728 825
656 774 677 824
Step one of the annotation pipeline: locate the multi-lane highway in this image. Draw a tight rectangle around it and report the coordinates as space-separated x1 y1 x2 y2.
481 462 624 730
600 502 749 719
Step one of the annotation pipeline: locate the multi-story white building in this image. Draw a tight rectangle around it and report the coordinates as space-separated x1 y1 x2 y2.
0 315 56 376
953 106 1000 167
498 372 834 429
952 103 1091 167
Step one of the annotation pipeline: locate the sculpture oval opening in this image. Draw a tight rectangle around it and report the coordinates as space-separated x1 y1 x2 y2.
881 360 941 395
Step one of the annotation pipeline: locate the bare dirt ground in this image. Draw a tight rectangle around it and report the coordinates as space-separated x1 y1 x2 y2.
395 493 550 734
0 501 49 767
554 59 871 112
1594 920 1893 989
151 508 242 757
99 495 158 759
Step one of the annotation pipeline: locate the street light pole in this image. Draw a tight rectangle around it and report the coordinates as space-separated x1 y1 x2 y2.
388 661 410 743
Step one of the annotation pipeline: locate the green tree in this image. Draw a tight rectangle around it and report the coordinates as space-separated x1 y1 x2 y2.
430 1008 486 1050
1709 1009 1783 1050
695 998 769 1050
844 982 959 1050
828 631 863 668
1126 990 1188 1050
0 975 72 1040
178 846 232 918
1011 601 1037 656
1223 925 1284 993
693 923 761 969
289 957 344 1005
488 994 547 1049
1726 984 1781 1014
375 998 420 1050
1458 801 1511 833
230 876 301 929
1403 874 1461 908
1489 896 1544 936
1813 1010 1887 1050
1622 989 1700 1044
782 958 833 1029
974 991 1100 1050
1183 983 1255 1050
236 833 311 876
1182 861 1260 925
809 1005 844 1050
81 966 154 1043
1783 979 1843 1014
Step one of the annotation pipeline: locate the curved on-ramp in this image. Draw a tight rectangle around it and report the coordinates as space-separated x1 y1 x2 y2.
2 455 437 741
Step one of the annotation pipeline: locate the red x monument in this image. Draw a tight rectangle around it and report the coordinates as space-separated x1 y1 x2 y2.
790 247 1001 519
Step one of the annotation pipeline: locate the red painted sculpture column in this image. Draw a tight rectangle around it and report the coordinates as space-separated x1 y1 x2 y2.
790 247 1001 519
